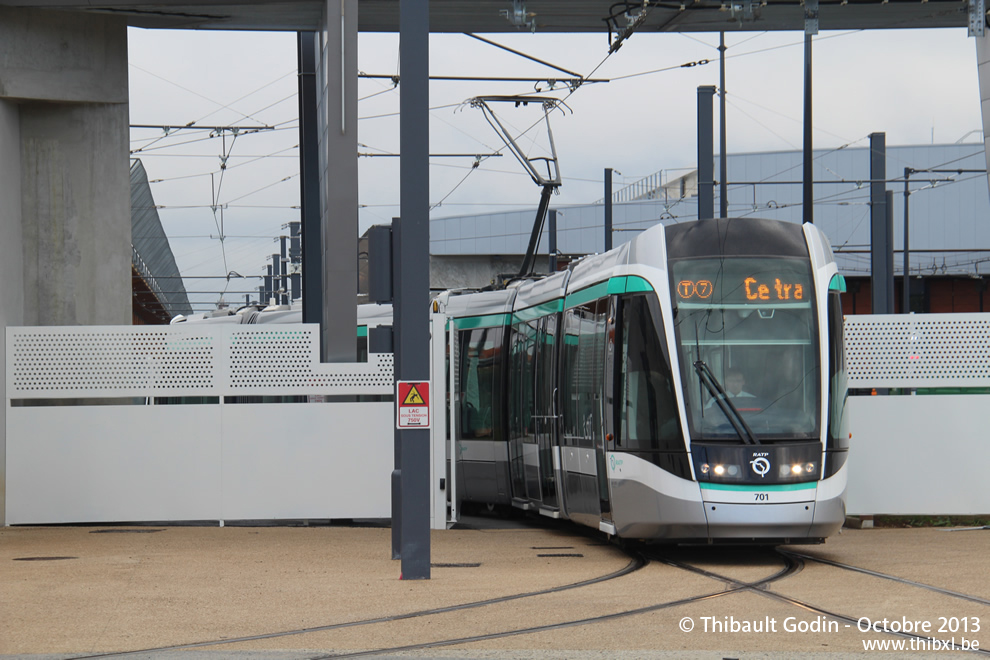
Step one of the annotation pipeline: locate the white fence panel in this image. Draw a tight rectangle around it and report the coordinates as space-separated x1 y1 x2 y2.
844 312 990 515
846 395 990 515
6 405 222 524
6 324 394 525
221 402 393 521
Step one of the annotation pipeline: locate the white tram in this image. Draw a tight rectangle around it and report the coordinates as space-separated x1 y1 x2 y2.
438 217 849 543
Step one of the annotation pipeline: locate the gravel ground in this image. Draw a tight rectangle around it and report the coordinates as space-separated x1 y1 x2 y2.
2 521 989 659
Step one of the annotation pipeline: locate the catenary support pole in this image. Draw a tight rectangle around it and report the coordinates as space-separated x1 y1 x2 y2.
719 33 728 219
604 168 613 250
869 132 890 314
549 208 558 270
397 0 431 580
885 190 895 312
390 217 402 561
903 168 911 313
697 86 716 220
803 33 814 224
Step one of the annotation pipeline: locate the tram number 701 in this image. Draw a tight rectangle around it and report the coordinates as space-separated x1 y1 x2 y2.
754 493 770 502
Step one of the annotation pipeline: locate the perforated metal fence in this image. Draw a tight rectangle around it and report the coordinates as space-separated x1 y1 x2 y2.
7 324 393 400
844 313 990 390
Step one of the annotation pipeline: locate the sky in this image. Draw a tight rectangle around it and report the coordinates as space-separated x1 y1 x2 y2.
126 26 984 310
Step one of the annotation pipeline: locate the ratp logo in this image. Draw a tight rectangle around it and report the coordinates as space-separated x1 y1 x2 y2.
750 456 771 478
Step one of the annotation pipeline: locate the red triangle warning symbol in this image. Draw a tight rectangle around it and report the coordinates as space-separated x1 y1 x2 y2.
402 384 425 405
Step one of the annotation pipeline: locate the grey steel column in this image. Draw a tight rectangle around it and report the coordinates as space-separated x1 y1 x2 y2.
719 33 728 219
903 168 911 313
297 33 322 328
604 168 613 251
397 0 431 580
289 221 301 302
549 209 558 270
323 0 359 362
697 86 716 221
869 132 890 314
390 216 403 562
885 190 895 312
265 264 273 305
280 236 289 305
803 34 814 224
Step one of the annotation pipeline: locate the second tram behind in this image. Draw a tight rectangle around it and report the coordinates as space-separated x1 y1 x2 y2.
438 217 849 544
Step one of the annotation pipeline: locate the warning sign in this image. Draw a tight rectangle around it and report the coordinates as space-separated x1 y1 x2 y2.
397 381 430 429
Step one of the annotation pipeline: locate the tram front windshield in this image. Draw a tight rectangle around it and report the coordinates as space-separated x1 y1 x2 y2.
671 257 820 442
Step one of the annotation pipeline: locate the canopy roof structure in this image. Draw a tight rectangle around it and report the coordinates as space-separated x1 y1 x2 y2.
0 0 974 32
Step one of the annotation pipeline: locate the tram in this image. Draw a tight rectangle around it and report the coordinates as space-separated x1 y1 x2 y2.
438 217 849 543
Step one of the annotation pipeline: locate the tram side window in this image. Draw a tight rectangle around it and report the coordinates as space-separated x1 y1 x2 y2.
508 321 537 442
827 290 849 451
458 327 503 440
617 294 684 453
561 298 608 449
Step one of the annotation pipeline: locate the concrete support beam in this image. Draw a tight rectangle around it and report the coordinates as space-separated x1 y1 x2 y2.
0 7 128 104
318 0 359 362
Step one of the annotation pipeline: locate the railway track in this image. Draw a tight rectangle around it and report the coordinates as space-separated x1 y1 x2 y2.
662 547 990 657
66 536 990 659
67 541 645 660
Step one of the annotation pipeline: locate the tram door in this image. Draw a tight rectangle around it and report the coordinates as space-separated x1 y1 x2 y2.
533 314 559 512
560 296 609 527
598 296 617 525
509 317 550 507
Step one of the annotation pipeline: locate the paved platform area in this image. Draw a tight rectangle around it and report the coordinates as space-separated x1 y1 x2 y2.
2 518 989 659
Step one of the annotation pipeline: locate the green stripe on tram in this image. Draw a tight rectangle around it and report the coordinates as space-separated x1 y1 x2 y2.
451 313 512 330
513 299 564 323
607 275 654 295
450 275 657 327
567 276 655 309
357 325 368 338
564 281 610 309
699 482 817 492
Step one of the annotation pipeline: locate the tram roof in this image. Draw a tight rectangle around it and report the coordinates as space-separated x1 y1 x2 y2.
3 0 971 32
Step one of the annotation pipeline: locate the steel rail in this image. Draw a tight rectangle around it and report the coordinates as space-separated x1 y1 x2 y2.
663 549 990 657
67 549 646 659
306 549 801 658
781 549 990 607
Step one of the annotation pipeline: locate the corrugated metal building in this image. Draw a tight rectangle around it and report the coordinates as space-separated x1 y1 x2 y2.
130 159 192 324
430 143 990 313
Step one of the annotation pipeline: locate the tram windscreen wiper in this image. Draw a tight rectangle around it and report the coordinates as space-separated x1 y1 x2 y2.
694 360 761 445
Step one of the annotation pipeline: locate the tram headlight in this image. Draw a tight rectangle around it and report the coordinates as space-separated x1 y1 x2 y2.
780 462 818 479
706 463 740 478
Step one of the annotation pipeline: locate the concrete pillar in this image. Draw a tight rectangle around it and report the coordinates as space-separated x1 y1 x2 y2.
0 98 24 525
20 103 131 325
0 7 130 524
318 0 359 362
